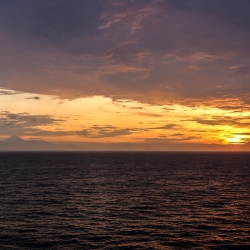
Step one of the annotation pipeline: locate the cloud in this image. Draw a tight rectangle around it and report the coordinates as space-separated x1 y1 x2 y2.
26 96 40 100
144 135 199 143
135 112 163 117
193 115 250 128
26 125 144 138
0 112 146 138
150 123 178 129
77 128 131 138
0 111 65 135
77 125 144 138
0 0 250 107
0 89 20 95
171 133 185 136
130 106 144 110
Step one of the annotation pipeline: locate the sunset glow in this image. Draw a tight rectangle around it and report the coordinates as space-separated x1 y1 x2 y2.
1 1 250 151
226 135 246 144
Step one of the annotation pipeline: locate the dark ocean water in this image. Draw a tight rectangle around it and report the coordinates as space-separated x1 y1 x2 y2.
0 152 250 250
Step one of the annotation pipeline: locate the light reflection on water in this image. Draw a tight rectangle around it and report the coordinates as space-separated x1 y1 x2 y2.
0 152 249 249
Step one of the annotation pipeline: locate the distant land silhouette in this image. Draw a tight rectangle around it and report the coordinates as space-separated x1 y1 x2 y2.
1 136 250 152
0 136 62 151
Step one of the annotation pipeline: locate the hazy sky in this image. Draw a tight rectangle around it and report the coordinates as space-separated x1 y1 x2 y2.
1 0 250 150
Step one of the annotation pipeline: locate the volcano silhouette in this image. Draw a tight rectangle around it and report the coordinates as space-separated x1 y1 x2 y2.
0 136 61 151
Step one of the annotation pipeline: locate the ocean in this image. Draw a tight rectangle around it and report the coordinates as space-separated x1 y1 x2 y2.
0 152 249 249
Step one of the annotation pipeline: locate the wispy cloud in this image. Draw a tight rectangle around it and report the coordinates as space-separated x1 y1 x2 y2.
0 1 249 106
0 89 20 95
0 111 65 136
26 96 40 100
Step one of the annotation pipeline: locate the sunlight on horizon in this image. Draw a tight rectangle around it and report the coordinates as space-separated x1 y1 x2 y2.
1 87 250 150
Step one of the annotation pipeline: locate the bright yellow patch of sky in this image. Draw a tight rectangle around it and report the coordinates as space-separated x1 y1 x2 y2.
1 88 250 147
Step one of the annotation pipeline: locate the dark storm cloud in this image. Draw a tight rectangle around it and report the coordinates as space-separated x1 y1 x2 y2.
1 0 250 105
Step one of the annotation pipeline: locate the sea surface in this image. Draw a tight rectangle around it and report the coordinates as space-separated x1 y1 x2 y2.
0 152 250 249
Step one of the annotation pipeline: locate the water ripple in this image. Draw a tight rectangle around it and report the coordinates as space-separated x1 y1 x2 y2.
0 152 249 249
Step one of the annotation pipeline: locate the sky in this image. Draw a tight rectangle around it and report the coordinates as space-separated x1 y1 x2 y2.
1 0 250 150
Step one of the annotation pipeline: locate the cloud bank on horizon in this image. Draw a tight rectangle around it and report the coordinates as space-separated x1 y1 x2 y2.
1 0 250 149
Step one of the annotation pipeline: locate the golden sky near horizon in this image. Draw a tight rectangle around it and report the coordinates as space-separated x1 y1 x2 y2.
1 88 250 149
1 0 250 150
